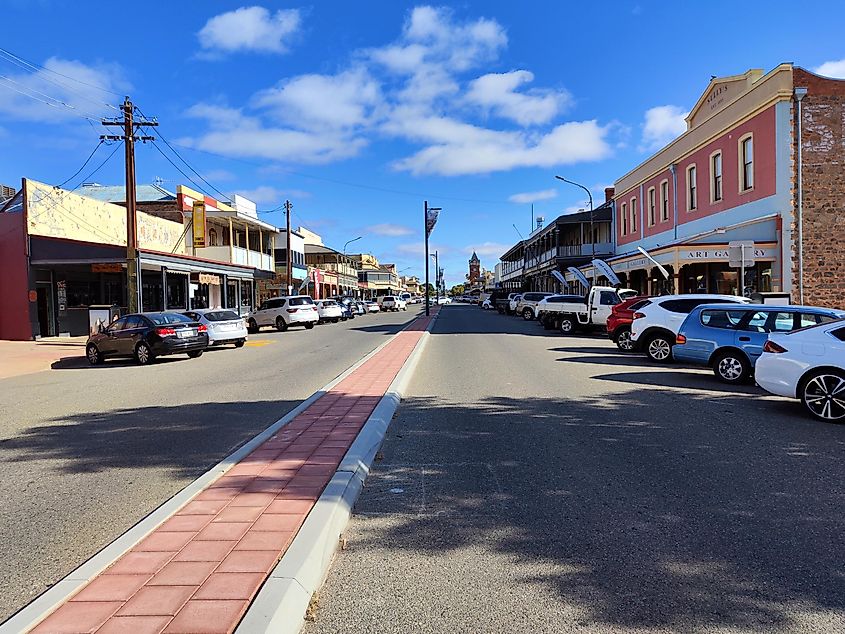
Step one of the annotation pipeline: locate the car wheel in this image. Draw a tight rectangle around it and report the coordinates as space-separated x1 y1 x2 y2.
187 350 203 359
645 333 673 363
304 322 315 330
333 318 339 323
234 339 246 348
559 316 576 335
276 317 288 332
86 344 103 365
247 319 259 334
712 350 751 384
134 342 154 365
801 370 845 422
522 308 534 321
615 328 634 352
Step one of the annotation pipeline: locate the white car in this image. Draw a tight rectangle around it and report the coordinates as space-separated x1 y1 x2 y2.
246 295 319 333
366 301 381 313
508 294 523 315
315 299 343 324
630 294 751 362
481 299 493 310
378 295 407 311
756 319 845 422
436 296 452 305
183 309 248 347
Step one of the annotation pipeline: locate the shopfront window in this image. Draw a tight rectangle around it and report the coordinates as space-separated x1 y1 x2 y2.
241 280 254 312
141 272 163 312
227 280 238 309
166 273 187 310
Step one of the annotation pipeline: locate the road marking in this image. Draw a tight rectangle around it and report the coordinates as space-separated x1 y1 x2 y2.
245 340 275 347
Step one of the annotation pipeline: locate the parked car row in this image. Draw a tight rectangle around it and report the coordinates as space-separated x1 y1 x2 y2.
85 293 411 367
487 288 845 422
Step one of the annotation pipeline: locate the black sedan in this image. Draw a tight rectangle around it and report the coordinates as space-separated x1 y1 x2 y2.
86 312 209 366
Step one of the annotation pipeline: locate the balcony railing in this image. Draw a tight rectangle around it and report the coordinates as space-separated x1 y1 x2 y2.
195 245 274 272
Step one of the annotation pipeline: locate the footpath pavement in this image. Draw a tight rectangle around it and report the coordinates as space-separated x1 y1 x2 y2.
18 309 437 634
0 338 86 380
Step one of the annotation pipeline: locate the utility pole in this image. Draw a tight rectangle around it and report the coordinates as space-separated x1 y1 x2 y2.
425 201 430 316
102 97 157 313
285 200 292 296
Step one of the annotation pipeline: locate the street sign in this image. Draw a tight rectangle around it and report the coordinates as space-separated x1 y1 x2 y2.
728 240 755 268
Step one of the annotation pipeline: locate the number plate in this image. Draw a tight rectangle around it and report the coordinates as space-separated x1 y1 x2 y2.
177 329 193 338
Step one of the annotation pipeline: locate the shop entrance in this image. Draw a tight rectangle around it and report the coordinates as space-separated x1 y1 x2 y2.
35 282 55 337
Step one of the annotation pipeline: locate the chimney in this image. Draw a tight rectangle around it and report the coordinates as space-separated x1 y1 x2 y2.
605 187 615 203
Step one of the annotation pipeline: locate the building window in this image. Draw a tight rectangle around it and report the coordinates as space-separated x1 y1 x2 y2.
687 164 697 211
647 187 656 227
711 151 723 202
621 202 628 235
660 180 669 222
740 134 753 191
630 197 638 233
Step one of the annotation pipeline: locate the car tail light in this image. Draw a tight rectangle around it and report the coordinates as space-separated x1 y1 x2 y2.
156 327 176 336
675 334 687 345
197 324 207 333
763 340 787 353
632 311 645 320
287 308 299 313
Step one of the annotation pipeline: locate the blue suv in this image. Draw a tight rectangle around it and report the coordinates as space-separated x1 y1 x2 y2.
673 304 845 384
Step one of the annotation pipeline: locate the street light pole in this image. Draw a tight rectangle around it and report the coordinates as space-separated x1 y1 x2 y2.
342 235 362 255
556 176 595 284
431 251 439 304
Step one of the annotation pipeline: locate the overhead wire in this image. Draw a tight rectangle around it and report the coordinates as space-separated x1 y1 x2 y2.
0 75 102 121
56 140 104 188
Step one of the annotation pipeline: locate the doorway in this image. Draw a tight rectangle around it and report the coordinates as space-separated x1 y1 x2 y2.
36 283 55 337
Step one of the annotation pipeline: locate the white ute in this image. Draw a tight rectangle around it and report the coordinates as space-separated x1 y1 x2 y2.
537 286 638 334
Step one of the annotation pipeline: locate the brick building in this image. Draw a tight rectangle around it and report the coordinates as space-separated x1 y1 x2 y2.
562 64 845 309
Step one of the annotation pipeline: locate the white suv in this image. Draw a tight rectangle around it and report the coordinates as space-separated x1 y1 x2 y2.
247 295 319 333
378 295 407 311
631 294 751 362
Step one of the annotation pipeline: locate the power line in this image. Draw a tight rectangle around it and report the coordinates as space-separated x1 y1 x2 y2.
147 139 219 202
57 140 104 188
0 46 122 108
0 75 102 121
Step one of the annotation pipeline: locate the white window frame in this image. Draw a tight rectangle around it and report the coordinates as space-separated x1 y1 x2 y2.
660 179 670 222
710 151 723 203
621 202 628 235
687 163 697 211
647 187 656 227
630 197 638 233
739 133 754 192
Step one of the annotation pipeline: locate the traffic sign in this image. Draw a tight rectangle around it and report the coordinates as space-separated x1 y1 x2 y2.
728 240 755 268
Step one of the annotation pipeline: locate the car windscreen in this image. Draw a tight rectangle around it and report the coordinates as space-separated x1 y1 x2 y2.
146 312 193 325
321 300 336 306
288 297 314 306
203 310 242 322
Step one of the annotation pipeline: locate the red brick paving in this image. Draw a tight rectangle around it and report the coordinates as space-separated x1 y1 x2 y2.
29 309 436 634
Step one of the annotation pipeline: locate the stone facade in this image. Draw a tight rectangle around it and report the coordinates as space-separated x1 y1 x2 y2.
793 68 845 309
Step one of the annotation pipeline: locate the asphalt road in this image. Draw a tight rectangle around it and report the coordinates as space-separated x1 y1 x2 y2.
306 304 845 634
0 306 421 622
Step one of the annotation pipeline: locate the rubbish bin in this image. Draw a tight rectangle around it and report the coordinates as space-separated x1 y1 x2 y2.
88 305 121 335
750 292 791 306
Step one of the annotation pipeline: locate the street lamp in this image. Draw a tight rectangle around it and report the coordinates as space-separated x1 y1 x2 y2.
424 202 442 316
342 235 362 255
430 251 439 304
555 175 594 284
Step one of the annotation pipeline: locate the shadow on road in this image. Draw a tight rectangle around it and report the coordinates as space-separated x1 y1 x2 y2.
1 399 301 477
351 389 845 632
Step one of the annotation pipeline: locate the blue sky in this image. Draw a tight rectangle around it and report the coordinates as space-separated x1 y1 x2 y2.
2 0 845 287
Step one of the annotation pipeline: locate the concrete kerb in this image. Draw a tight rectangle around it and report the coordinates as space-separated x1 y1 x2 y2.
236 314 436 634
0 330 402 634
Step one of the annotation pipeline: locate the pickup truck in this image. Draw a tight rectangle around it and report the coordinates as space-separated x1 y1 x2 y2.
536 286 638 334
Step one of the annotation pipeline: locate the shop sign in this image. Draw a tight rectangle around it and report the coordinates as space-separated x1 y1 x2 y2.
91 263 123 273
192 200 206 248
56 280 67 314
198 273 220 285
681 247 775 262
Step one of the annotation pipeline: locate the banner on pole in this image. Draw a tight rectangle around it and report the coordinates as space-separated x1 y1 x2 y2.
566 267 591 288
636 247 671 280
591 259 621 286
425 207 440 236
192 200 206 248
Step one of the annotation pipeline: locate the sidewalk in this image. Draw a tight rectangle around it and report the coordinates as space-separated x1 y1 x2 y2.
23 309 437 634
0 338 87 381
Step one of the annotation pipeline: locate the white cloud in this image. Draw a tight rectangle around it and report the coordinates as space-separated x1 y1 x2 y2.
234 185 311 205
198 6 301 55
814 59 845 79
396 241 449 256
253 68 381 130
183 103 367 164
640 105 688 151
466 71 570 125
367 223 414 237
390 114 612 176
0 56 128 123
508 188 557 204
464 242 511 257
203 169 235 182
